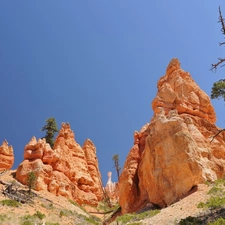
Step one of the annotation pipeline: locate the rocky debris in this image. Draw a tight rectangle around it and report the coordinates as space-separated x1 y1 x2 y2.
0 140 14 171
16 123 103 206
119 58 225 214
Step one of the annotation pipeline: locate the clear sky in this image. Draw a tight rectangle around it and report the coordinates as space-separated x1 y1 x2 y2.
1 1 225 184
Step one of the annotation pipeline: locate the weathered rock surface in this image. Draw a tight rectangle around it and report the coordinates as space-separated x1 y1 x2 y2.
119 58 225 214
105 171 118 202
16 123 103 206
0 140 14 171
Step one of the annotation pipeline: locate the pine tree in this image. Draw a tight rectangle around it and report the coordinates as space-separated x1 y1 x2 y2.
41 117 59 148
112 154 121 181
27 171 36 195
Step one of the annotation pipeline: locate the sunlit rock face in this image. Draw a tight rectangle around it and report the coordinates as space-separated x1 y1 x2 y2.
16 123 103 206
105 171 118 202
0 140 14 170
119 58 225 214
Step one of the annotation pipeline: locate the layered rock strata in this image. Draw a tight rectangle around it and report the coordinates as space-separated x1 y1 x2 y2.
16 123 103 206
119 58 225 214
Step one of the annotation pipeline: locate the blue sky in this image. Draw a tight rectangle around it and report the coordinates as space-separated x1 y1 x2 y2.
1 1 225 184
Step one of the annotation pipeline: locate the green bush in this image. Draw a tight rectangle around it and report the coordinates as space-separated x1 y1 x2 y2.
197 202 205 208
208 187 224 196
179 216 202 225
20 221 33 225
206 196 225 209
208 217 225 225
214 179 225 187
0 199 21 207
34 211 45 220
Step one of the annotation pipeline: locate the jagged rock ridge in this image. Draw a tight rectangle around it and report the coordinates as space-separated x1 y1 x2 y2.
16 123 103 206
119 58 225 214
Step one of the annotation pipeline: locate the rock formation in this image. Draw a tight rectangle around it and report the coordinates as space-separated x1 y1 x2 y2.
0 140 14 171
119 58 225 214
105 171 118 202
16 123 103 206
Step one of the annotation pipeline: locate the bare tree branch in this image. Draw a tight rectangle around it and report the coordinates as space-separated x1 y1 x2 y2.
210 129 225 143
219 41 225 46
219 6 225 35
211 58 225 70
211 6 225 71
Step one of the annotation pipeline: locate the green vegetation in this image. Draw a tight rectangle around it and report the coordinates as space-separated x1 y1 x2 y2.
112 154 121 181
208 187 224 196
68 199 87 212
27 171 37 194
0 199 21 207
208 217 225 225
41 117 59 148
116 209 160 224
98 201 120 212
0 213 11 222
211 7 225 101
196 179 225 210
33 211 45 220
20 211 46 225
179 216 202 225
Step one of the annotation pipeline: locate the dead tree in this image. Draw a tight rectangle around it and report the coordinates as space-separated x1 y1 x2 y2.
211 6 225 70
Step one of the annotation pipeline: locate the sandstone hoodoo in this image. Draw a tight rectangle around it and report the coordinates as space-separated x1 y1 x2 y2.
16 123 103 206
0 140 14 171
105 171 118 202
119 58 225 214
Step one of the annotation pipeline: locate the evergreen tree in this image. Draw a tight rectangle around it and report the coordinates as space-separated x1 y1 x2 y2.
41 117 59 148
112 154 121 181
27 171 36 195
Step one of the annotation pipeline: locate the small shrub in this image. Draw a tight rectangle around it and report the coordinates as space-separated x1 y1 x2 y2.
0 199 21 207
208 217 225 225
205 180 212 186
34 211 45 220
27 171 37 194
214 179 225 187
179 216 202 225
20 221 33 225
197 202 205 208
208 187 224 196
84 216 100 225
117 213 135 224
206 196 225 209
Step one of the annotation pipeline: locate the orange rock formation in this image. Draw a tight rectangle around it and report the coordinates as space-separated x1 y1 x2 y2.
16 123 103 206
119 58 225 214
0 140 14 171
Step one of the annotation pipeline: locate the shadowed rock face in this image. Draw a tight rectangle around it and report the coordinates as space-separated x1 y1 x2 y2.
16 123 103 206
119 58 225 214
0 140 14 170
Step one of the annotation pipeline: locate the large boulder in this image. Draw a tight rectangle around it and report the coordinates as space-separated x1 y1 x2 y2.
16 123 103 206
119 58 225 214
